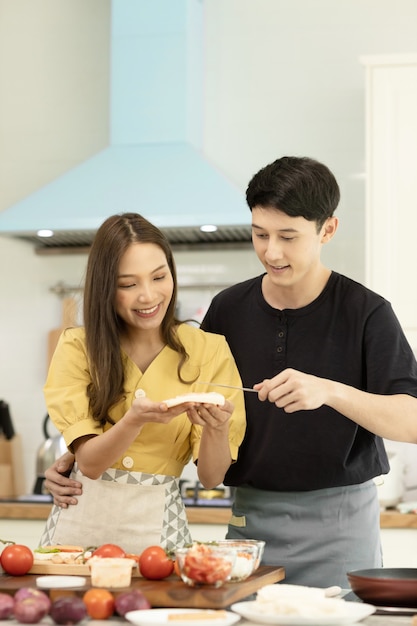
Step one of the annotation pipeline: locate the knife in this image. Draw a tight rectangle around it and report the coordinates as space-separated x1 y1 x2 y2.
374 606 417 615
195 381 259 393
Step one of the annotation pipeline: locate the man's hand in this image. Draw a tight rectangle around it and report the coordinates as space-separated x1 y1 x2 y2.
255 368 329 413
44 451 82 508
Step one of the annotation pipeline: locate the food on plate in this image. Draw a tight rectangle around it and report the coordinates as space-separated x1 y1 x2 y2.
175 543 235 587
252 584 349 617
83 588 115 619
50 596 87 624
139 545 175 580
0 592 15 619
0 543 34 576
33 542 127 565
162 392 225 408
33 545 85 565
114 589 151 616
167 611 229 621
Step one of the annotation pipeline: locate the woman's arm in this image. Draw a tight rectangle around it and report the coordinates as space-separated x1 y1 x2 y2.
187 400 234 488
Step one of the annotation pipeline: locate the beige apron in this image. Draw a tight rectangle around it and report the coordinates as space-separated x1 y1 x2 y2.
39 467 192 555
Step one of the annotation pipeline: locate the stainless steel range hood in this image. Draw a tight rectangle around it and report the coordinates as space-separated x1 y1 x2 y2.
0 0 251 251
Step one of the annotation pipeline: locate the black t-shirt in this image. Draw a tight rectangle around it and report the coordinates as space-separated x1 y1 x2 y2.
201 271 417 491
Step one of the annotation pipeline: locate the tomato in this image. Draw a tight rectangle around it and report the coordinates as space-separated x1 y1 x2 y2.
83 588 115 619
0 544 34 576
139 546 174 580
91 544 126 558
125 553 141 565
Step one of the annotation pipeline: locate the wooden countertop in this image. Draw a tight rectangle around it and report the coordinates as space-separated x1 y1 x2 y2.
1 501 417 528
0 501 232 524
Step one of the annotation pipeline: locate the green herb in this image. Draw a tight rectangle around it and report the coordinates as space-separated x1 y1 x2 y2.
34 547 60 553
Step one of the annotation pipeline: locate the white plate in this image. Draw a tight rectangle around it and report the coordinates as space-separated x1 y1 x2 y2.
125 609 240 626
230 601 375 625
36 575 87 589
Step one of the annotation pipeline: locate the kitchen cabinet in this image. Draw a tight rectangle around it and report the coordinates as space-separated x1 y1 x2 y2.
361 53 417 350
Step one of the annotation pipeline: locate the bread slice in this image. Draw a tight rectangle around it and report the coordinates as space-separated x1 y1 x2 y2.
163 392 225 408
37 545 84 553
168 611 228 621
33 545 84 564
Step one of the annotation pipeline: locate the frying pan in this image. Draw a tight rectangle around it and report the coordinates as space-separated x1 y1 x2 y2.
347 568 417 607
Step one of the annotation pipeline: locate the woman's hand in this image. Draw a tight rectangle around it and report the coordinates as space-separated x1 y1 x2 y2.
186 399 233 429
126 395 199 426
44 451 82 508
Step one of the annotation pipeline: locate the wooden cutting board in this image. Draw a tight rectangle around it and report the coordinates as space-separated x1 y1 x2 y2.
0 566 285 608
28 561 142 578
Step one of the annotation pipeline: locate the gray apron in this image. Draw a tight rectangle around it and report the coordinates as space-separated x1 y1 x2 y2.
39 466 192 554
227 480 382 588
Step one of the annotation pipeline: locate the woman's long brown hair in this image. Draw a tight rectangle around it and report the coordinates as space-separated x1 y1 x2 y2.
83 213 190 426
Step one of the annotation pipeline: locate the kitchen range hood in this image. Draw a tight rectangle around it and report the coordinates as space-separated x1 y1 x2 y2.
0 0 251 251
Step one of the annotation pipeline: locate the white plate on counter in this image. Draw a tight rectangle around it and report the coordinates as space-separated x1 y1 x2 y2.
230 600 375 625
36 575 87 589
125 609 240 626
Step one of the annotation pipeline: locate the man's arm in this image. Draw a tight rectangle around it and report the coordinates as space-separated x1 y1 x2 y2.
44 451 82 508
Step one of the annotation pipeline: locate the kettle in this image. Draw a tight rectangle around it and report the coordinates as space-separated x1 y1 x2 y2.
33 414 68 494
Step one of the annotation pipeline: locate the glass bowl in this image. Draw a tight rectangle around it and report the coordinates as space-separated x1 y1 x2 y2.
228 544 258 582
175 544 236 588
216 539 265 572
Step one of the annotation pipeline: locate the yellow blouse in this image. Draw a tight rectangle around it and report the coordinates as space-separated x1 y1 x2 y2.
44 323 246 476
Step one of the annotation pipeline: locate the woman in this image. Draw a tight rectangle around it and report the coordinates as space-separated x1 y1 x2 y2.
40 213 246 554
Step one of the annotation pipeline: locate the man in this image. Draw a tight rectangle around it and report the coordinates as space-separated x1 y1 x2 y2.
45 156 417 587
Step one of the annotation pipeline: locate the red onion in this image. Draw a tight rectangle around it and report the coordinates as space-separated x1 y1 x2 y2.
50 596 87 625
14 597 49 624
0 592 14 619
115 589 151 616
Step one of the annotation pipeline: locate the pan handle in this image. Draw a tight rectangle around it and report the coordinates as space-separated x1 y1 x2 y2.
43 414 52 439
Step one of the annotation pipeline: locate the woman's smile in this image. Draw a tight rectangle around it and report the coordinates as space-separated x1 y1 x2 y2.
134 304 161 318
